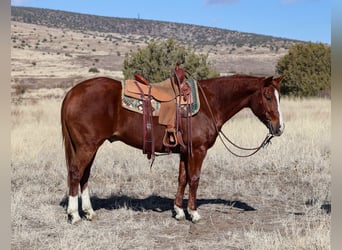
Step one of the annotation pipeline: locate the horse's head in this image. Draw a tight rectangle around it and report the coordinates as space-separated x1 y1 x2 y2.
250 76 285 136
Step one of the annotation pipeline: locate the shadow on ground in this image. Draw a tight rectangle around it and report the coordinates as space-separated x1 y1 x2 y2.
60 194 256 213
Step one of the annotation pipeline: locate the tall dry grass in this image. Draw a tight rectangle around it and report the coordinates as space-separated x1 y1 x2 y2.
11 95 330 249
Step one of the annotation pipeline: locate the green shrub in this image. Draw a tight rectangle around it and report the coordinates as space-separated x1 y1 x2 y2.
122 38 219 82
276 42 331 97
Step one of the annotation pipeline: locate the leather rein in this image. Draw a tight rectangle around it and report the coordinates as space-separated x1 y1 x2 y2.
197 81 274 158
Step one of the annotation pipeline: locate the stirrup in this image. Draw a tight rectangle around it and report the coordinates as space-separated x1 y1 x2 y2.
163 128 178 147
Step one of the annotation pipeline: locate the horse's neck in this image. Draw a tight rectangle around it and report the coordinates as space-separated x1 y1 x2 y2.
200 77 260 127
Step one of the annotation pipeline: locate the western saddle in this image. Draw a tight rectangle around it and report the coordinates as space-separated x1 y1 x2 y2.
123 64 193 160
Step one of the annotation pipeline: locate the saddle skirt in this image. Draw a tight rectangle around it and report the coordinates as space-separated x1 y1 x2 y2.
121 77 200 117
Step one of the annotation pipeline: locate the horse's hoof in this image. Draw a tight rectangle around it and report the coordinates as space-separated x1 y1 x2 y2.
175 213 186 221
85 211 97 221
174 205 185 220
187 208 202 224
68 214 81 225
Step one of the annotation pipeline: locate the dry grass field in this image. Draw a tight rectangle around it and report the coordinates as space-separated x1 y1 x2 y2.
11 92 330 249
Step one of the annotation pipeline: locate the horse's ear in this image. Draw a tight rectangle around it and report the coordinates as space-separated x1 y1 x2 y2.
273 75 284 83
263 76 273 87
175 62 180 71
272 76 284 88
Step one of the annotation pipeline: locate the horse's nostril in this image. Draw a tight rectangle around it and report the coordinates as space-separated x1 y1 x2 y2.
275 125 284 136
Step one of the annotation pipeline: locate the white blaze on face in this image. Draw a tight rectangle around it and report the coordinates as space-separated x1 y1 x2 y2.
274 89 284 132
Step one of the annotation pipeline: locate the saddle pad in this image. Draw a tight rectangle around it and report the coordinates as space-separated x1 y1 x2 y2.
122 94 161 116
121 77 200 116
185 77 200 114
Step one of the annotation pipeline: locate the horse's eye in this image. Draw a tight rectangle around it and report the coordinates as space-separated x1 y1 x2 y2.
265 96 272 102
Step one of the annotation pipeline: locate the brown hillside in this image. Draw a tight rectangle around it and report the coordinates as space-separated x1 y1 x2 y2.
11 6 303 93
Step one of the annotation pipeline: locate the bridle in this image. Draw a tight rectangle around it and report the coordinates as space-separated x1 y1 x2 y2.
197 82 274 158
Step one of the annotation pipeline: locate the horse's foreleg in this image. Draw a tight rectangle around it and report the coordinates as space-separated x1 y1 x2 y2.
174 156 187 220
187 149 206 223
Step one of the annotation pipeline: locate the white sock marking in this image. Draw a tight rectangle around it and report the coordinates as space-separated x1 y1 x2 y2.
67 195 78 214
67 195 81 224
81 187 91 211
81 187 96 220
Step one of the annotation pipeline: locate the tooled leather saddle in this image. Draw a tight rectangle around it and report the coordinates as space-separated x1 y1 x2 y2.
122 65 199 160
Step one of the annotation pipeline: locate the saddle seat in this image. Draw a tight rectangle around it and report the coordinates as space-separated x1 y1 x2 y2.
124 78 185 103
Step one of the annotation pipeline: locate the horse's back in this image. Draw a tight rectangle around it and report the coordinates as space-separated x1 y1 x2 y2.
64 77 121 101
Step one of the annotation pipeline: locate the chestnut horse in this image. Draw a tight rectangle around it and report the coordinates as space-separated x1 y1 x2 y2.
61 71 284 224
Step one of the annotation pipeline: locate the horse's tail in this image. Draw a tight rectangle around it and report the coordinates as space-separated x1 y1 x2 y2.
61 97 75 187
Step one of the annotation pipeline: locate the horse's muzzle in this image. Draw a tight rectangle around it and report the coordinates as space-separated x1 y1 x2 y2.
268 122 284 136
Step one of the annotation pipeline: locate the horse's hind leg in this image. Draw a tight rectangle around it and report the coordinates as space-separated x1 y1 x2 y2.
67 148 96 224
80 154 97 221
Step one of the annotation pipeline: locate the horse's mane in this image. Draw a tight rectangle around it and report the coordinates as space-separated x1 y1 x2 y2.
199 74 264 86
228 74 264 79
